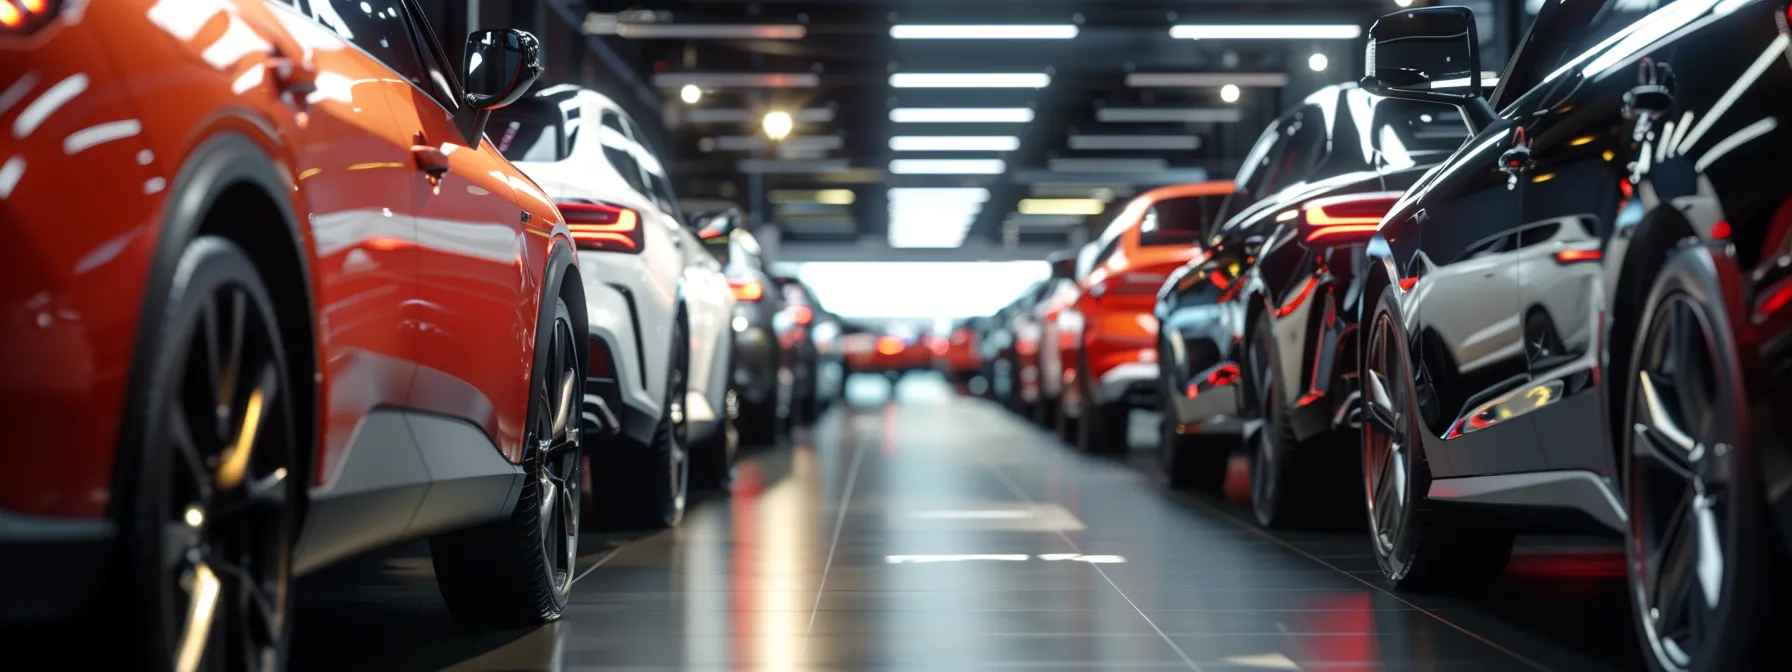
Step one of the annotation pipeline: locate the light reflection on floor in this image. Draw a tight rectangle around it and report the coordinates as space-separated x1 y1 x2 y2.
292 374 1639 671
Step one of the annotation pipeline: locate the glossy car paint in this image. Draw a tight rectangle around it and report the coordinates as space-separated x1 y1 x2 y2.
1364 0 1792 531
1061 182 1231 417
1157 86 1468 446
0 0 571 556
499 87 732 448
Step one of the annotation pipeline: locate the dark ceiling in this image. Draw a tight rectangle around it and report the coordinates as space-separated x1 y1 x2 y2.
536 0 1522 259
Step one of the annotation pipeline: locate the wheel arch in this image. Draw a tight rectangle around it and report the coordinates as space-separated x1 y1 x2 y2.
1606 206 1698 481
116 131 320 513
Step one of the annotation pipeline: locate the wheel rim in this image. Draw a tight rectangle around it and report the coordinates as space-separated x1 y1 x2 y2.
537 313 583 595
1629 294 1732 671
1363 312 1412 564
669 331 689 512
164 282 293 672
1248 328 1278 521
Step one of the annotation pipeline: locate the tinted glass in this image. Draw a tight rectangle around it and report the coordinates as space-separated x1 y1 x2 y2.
310 1 429 87
1140 196 1214 246
1371 99 1471 171
1260 106 1326 196
488 98 566 162
599 112 649 195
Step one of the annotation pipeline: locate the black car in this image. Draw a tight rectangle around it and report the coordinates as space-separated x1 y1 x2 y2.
1155 84 1469 524
771 274 836 424
1356 2 1792 668
703 217 787 447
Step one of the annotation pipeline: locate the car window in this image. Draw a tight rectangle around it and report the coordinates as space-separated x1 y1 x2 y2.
1260 105 1327 196
395 1 460 108
1370 99 1471 171
1139 196 1215 247
1493 0 1628 110
307 1 430 90
598 112 649 195
488 96 569 162
1231 122 1284 202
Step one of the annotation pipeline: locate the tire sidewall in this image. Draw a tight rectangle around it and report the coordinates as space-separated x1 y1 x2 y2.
1621 245 1761 672
1363 284 1423 582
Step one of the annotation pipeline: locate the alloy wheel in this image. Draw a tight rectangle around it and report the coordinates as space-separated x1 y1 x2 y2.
537 313 583 594
1629 293 1733 671
163 282 294 672
1363 312 1413 566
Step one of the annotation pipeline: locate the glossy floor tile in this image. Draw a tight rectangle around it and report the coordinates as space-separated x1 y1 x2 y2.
291 376 1640 671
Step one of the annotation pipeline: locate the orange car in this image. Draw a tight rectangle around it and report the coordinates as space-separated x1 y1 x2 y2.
843 331 932 380
1 0 592 662
1057 182 1234 453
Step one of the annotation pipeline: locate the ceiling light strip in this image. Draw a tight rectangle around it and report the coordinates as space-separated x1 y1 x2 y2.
890 108 1034 123
889 73 1050 88
1169 24 1362 40
1125 73 1289 87
889 136 1020 152
891 25 1078 39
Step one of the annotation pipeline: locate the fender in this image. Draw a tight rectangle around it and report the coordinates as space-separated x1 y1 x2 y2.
115 132 318 514
531 241 584 441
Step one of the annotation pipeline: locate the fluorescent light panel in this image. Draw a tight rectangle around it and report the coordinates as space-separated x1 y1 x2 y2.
1169 24 1362 40
1096 108 1242 123
771 189 856 205
1125 73 1289 87
652 73 819 88
889 136 1020 152
888 187 990 202
687 107 834 124
610 24 806 39
890 108 1034 123
889 73 1050 88
889 159 1006 174
1048 158 1169 173
1068 135 1201 151
737 159 849 174
1018 198 1105 216
891 25 1078 39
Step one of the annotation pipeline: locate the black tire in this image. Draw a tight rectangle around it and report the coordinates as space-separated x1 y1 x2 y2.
737 393 780 446
689 388 738 490
1075 369 1131 455
1361 283 1513 592
1245 311 1347 529
432 296 585 627
126 237 301 672
593 318 691 529
1622 245 1783 671
1160 417 1231 493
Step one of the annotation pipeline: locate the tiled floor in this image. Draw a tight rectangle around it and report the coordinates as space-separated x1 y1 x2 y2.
291 377 1641 671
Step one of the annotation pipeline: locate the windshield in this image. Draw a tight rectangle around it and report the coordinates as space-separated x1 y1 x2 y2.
489 98 570 163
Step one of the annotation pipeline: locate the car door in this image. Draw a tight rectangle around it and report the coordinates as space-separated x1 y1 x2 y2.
631 118 730 408
1390 116 1537 478
379 1 542 457
249 1 424 479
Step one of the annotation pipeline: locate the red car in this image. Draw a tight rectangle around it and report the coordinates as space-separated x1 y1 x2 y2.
1 0 590 665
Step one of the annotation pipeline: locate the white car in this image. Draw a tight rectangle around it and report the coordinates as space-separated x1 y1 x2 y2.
489 86 736 528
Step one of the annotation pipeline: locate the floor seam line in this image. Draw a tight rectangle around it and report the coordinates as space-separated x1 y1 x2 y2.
976 448 1206 672
1175 491 1555 671
571 543 628 585
800 427 872 653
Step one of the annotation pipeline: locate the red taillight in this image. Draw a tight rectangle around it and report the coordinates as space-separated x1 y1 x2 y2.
560 201 643 253
877 336 904 356
2 0 52 29
1555 247 1603 264
730 279 764 302
790 305 814 325
1299 191 1403 247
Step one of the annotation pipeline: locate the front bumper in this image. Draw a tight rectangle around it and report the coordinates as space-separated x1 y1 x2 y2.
0 510 112 624
1164 361 1246 434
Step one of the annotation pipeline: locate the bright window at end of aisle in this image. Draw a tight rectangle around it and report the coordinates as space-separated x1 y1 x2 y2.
795 262 1051 319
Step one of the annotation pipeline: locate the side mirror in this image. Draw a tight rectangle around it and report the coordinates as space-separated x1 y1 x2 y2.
695 209 740 263
460 29 544 144
1361 7 1495 132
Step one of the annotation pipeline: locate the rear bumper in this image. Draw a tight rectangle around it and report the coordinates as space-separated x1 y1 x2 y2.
1094 362 1160 407
0 510 112 624
1164 362 1245 431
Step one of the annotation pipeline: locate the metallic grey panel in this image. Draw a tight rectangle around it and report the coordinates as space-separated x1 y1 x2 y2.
1428 469 1626 532
404 413 526 539
294 411 429 576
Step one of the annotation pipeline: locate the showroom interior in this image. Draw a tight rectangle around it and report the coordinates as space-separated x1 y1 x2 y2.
5 0 1790 670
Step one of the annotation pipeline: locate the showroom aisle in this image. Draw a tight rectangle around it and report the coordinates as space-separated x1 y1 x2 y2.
292 377 1629 671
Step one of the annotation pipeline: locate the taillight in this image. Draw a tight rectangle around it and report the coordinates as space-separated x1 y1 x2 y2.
560 201 643 253
729 279 764 302
1089 272 1166 300
1555 247 1603 263
876 336 904 355
0 0 56 33
790 305 814 325
1298 191 1403 247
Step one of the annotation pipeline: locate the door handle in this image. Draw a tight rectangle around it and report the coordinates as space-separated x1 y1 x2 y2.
411 143 450 183
267 54 317 96
1498 145 1533 176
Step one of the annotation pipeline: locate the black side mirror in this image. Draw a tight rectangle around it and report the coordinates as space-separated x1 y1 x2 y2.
696 209 740 263
1361 7 1495 132
460 29 544 145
